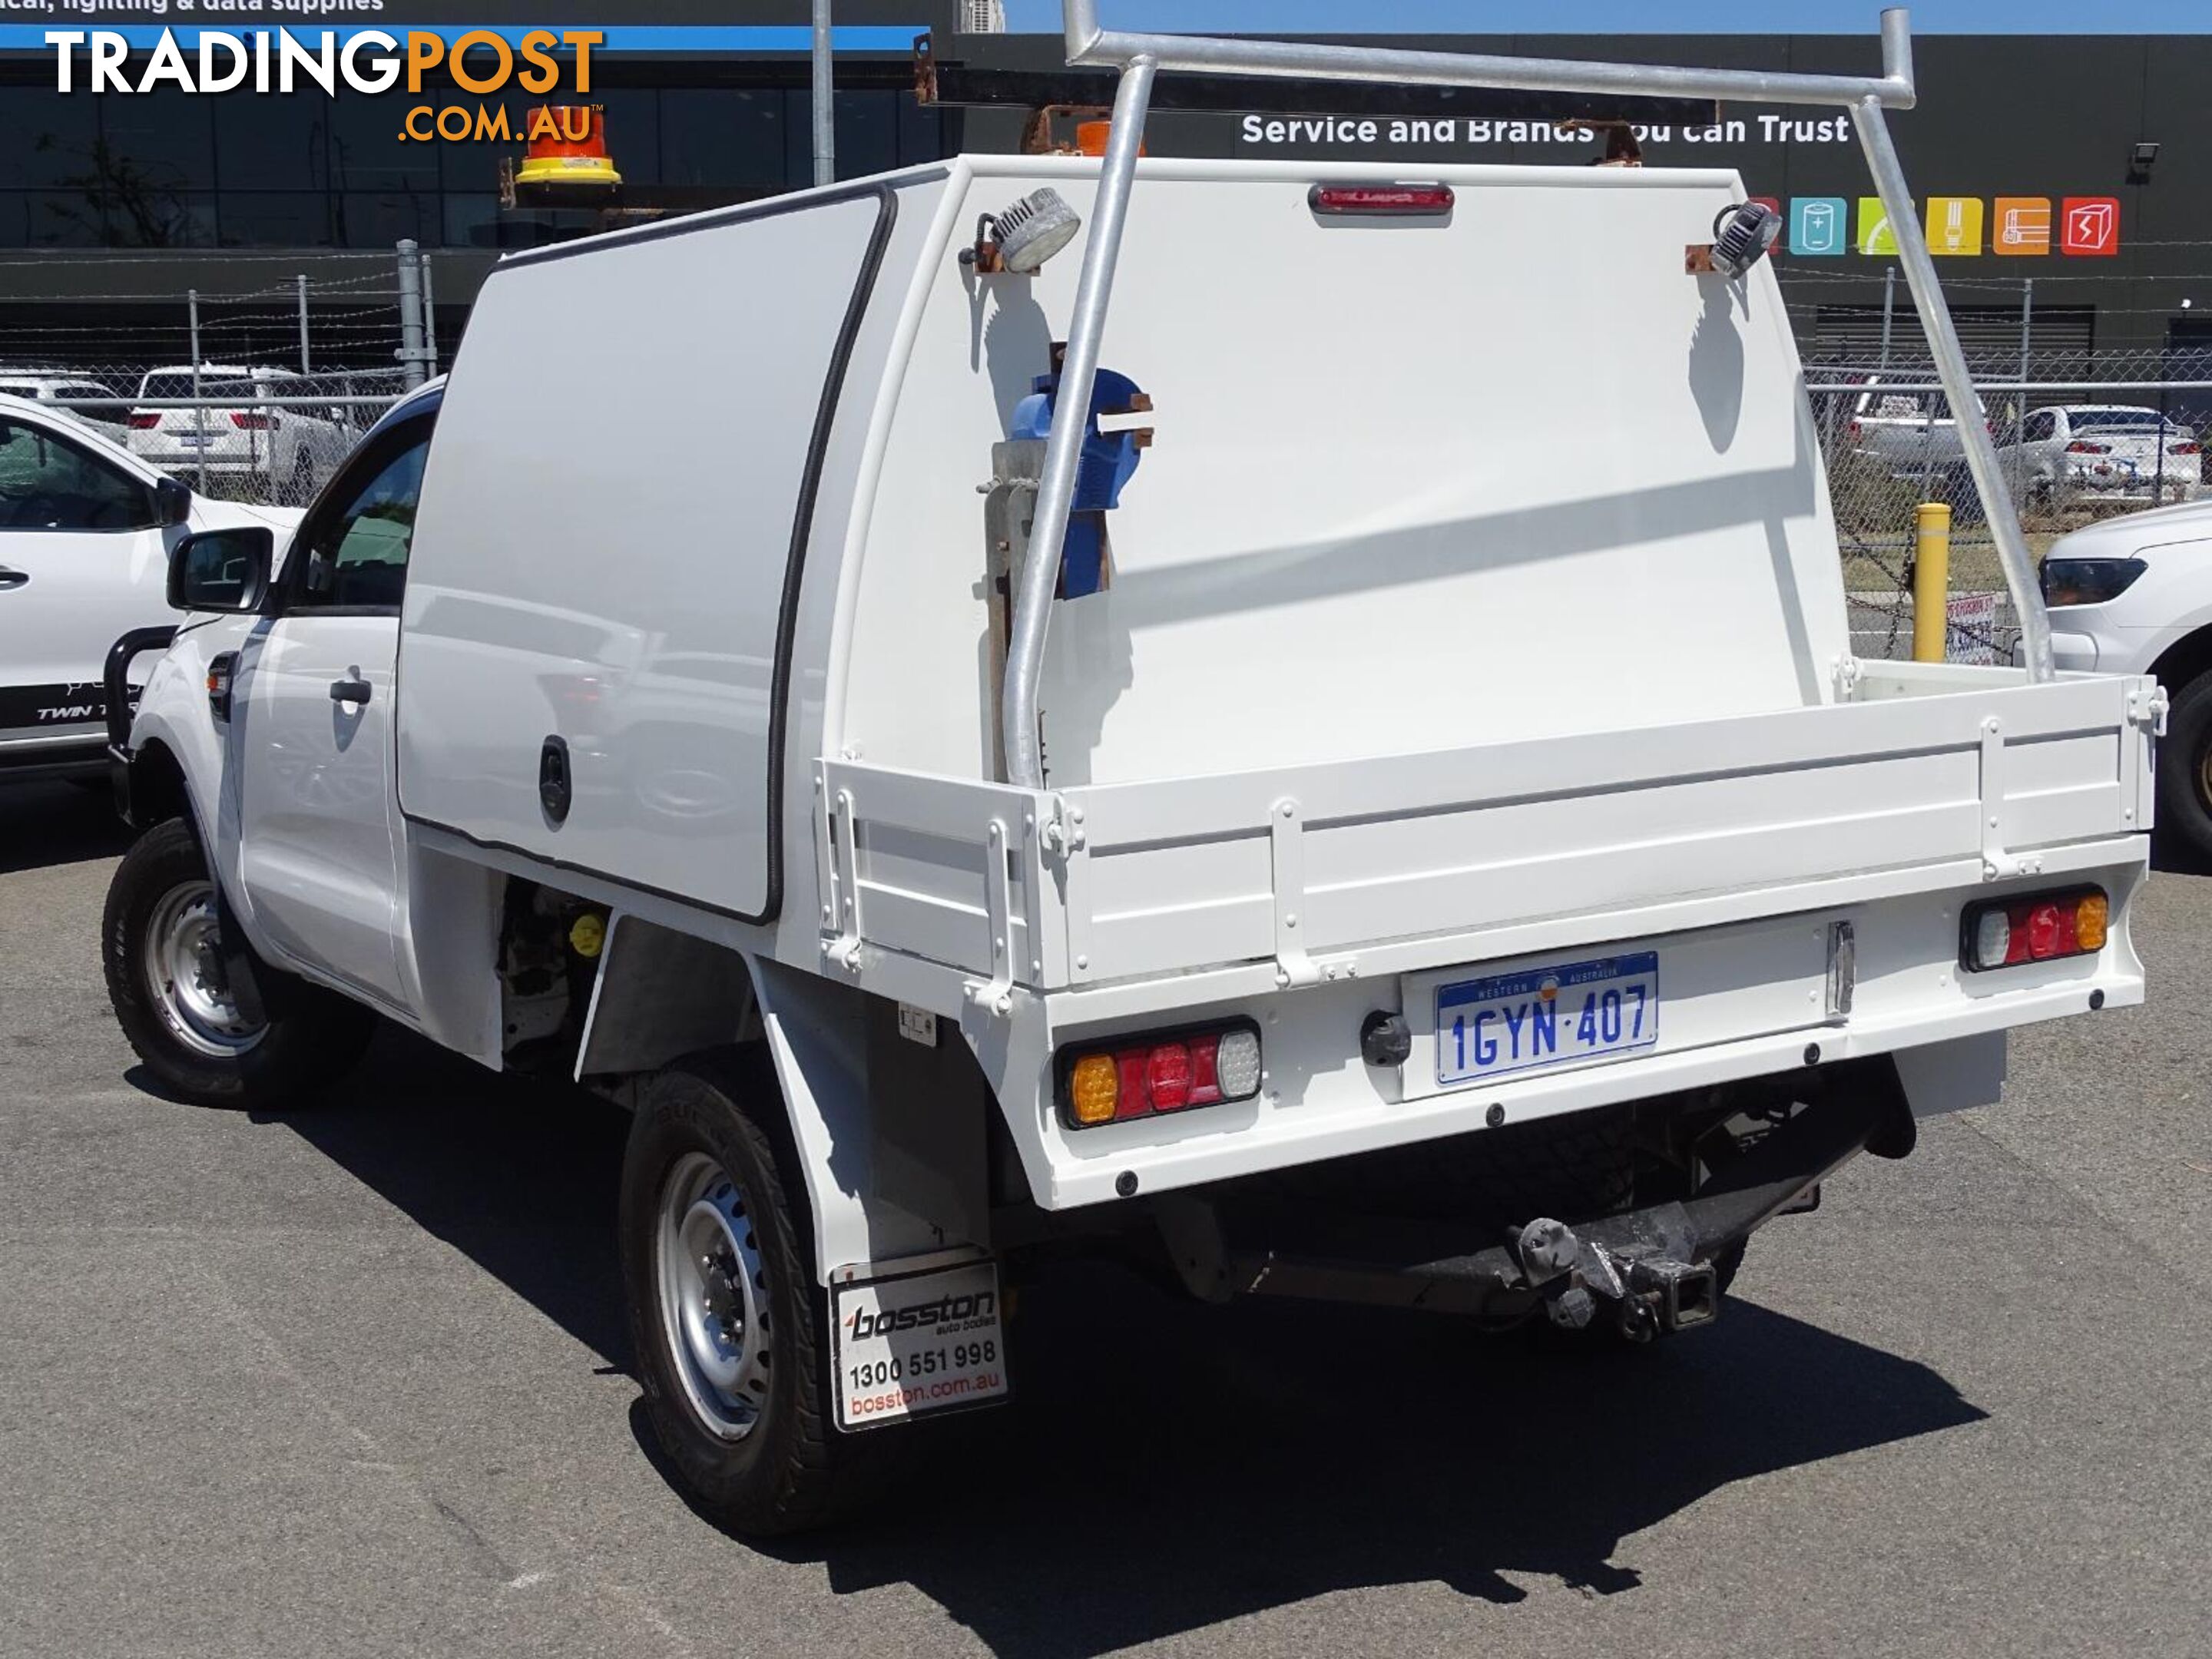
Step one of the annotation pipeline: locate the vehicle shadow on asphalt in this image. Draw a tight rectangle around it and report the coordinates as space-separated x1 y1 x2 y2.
742 1273 1985 1654
0 782 134 876
260 1020 1985 1654
267 1025 633 1363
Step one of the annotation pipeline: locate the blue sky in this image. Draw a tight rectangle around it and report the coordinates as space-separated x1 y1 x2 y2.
1004 2 2207 32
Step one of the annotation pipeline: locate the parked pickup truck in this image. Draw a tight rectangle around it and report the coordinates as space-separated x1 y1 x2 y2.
98 12 2155 1538
0 392 299 786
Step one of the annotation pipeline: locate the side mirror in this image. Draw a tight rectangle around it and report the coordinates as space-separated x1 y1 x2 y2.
154 476 192 528
167 525 274 614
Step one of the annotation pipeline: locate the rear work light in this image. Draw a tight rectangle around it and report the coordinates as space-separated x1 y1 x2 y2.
1059 1022 1263 1130
1961 887 2108 973
1308 183 1455 218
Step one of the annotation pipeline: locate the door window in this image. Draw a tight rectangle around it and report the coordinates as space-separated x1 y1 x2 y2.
0 416 159 531
2022 411 2057 443
292 416 432 611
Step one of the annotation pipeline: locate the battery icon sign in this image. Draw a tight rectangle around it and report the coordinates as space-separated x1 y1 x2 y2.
1791 197 1846 257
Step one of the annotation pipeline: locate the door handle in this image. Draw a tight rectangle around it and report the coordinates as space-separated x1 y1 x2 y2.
329 677 373 704
0 567 28 591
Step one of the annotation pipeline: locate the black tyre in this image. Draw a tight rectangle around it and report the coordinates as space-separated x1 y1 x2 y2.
101 817 376 1108
620 1050 886 1536
2157 669 2212 866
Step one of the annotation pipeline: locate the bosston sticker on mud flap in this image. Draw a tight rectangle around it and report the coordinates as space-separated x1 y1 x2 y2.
831 1262 1008 1431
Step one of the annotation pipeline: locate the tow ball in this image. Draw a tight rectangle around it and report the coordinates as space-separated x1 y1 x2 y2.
1514 1217 1719 1341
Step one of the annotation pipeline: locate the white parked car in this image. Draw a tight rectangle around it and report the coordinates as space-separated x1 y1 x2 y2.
99 34 2150 1539
2036 495 2212 857
126 365 353 505
1842 373 1991 474
2000 404 2203 510
0 394 300 784
0 369 135 434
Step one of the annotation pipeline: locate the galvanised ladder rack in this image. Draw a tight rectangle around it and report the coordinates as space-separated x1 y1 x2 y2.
1000 5 2055 791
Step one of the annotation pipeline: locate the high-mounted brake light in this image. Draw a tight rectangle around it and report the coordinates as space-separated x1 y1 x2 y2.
1962 887 2108 972
1058 1022 1263 1129
1308 183 1455 218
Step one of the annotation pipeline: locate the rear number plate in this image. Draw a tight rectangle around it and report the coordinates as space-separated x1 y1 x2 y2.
1435 952 1659 1086
832 1262 1007 1432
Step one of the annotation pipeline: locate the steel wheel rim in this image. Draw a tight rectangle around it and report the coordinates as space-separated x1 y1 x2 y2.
2197 735 2212 813
143 880 265 1058
655 1151 771 1441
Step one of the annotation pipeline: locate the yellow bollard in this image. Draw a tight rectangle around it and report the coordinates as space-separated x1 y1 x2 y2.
1912 501 1952 664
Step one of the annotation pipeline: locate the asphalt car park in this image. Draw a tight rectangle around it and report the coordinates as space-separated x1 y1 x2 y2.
2 779 2210 1658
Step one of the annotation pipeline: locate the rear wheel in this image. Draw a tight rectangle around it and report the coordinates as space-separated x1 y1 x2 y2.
2157 669 2212 866
620 1051 888 1535
102 817 376 1108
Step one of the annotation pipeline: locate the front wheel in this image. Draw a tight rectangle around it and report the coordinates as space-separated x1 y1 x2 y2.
102 818 376 1108
620 1051 889 1535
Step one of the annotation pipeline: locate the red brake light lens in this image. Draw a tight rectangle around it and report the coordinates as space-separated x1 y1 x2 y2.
2174 442 2202 455
1058 1022 1262 1129
1146 1044 1191 1111
2065 439 2110 454
230 411 274 430
1308 183 1455 217
127 412 159 429
1962 887 2108 973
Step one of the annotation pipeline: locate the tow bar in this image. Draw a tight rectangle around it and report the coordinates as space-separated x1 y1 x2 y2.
1157 1058 1916 1334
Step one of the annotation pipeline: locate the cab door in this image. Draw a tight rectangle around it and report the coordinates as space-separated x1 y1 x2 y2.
232 411 433 1008
0 411 173 757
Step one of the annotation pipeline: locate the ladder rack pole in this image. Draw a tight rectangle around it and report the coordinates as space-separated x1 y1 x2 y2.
1855 96 2052 682
1002 53 1156 790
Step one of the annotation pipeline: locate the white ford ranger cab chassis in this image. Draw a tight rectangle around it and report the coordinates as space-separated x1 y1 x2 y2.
99 8 2154 1535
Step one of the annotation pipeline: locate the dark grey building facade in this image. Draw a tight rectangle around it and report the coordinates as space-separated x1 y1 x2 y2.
2 15 2203 376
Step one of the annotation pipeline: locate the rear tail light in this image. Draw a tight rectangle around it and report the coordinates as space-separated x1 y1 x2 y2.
1308 183 1455 217
229 411 275 430
1846 419 1863 442
1059 1022 1263 1129
2173 442 2201 456
1962 887 2108 972
2065 439 2110 455
127 412 158 429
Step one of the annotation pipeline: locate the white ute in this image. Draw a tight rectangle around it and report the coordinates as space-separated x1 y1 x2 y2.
100 8 2155 1535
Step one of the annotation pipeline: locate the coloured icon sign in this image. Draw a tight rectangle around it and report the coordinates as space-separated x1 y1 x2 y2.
1790 197 1847 256
2061 197 2121 256
1926 197 1984 256
1993 197 2051 256
1856 197 1899 256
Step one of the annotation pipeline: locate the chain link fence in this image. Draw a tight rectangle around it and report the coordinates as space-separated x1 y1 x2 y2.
0 247 432 508
1809 344 2208 664
2 245 2204 672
